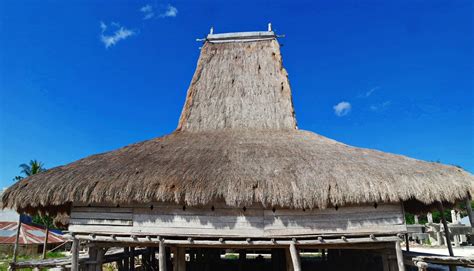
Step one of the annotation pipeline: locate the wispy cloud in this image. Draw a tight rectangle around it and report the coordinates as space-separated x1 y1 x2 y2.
333 101 352 117
365 86 379 97
160 5 178 17
140 5 155 20
370 101 391 111
100 21 136 49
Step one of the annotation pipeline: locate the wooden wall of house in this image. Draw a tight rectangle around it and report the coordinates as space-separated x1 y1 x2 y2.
68 203 406 237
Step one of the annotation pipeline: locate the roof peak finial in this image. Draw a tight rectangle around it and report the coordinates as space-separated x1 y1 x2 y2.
210 26 214 35
268 23 272 32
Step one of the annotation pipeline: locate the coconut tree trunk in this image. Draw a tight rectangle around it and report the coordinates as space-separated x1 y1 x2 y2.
42 227 49 259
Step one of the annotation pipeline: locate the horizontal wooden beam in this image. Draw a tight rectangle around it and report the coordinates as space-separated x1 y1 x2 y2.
67 233 399 248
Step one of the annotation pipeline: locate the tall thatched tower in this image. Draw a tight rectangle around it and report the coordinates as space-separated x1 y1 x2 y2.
3 27 473 271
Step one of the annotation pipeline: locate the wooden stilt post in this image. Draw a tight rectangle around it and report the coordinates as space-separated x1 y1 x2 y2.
71 238 79 271
159 238 167 271
95 248 105 271
124 247 130 270
438 202 454 256
405 234 410 252
12 215 22 266
174 247 185 271
238 250 246 271
395 240 405 271
288 243 301 271
285 248 294 271
88 246 98 271
42 227 49 260
149 247 155 268
466 196 473 227
130 247 135 271
381 252 390 271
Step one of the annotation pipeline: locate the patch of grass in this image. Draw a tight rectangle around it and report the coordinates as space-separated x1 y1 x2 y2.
224 253 239 260
0 251 66 271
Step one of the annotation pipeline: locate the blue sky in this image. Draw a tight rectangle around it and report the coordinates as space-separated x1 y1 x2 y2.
0 0 473 188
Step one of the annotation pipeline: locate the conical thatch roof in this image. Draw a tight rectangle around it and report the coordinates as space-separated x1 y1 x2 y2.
3 31 473 216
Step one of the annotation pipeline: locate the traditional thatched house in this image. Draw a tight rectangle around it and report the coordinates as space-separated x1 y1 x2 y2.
3 28 473 271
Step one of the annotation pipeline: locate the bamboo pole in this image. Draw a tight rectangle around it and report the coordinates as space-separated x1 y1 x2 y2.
71 238 79 271
159 239 167 271
42 227 49 260
438 202 454 257
288 243 301 271
395 240 405 271
12 216 22 264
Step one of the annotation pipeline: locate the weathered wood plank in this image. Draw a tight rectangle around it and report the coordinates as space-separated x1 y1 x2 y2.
72 207 133 213
69 224 133 234
69 203 406 237
71 212 133 220
70 218 133 226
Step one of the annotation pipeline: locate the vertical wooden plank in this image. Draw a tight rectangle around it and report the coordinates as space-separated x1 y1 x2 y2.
71 238 79 271
12 216 22 263
438 202 454 256
159 239 167 271
395 240 405 271
288 244 301 271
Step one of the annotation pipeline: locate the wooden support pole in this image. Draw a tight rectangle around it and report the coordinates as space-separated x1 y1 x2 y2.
238 250 246 271
173 247 185 271
288 243 301 271
12 216 22 264
88 246 97 271
71 238 79 271
130 247 135 271
42 227 49 260
124 247 130 270
95 248 105 271
438 202 454 256
405 234 410 252
159 239 167 271
466 196 473 227
395 240 405 271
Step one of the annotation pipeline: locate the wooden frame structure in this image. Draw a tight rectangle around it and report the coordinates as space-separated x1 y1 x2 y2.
66 202 408 270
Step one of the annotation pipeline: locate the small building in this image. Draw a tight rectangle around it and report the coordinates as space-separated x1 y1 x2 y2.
0 215 65 257
2 28 473 270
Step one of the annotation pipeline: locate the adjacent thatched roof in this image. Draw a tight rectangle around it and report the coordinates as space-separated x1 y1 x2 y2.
3 32 473 216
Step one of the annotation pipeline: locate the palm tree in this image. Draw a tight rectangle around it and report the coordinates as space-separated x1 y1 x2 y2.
19 160 45 177
14 160 50 259
13 160 45 181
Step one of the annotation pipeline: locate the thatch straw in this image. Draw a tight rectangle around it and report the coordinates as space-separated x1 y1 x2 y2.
2 38 473 216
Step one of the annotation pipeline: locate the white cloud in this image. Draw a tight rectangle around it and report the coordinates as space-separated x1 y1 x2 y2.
100 21 136 49
365 86 379 97
370 101 391 111
160 5 178 17
333 101 352 117
140 5 155 20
